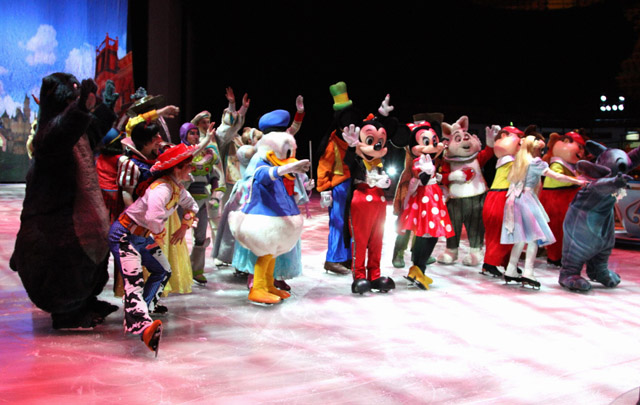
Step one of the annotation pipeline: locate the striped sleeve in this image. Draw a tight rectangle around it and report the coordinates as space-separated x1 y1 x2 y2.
117 156 140 188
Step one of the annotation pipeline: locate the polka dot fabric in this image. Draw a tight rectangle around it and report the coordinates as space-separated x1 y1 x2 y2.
399 183 454 238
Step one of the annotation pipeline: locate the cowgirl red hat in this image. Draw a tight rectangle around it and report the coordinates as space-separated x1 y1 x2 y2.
150 143 197 173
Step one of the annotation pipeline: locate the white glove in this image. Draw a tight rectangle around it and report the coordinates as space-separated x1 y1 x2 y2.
320 190 333 208
378 94 394 117
342 124 360 147
448 170 467 183
366 169 391 189
375 172 391 189
277 159 310 176
305 178 315 191
417 154 435 176
485 125 500 148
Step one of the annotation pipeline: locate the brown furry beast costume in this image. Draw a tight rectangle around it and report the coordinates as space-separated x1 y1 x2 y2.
10 73 116 329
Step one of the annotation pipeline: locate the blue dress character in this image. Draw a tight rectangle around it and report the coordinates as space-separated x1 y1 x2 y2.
501 135 585 289
228 131 310 305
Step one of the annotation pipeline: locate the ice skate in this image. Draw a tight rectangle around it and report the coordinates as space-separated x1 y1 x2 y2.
234 269 249 279
273 279 291 291
151 304 168 316
521 276 541 289
351 278 371 295
370 276 395 293
437 248 458 265
192 270 208 285
404 265 433 290
324 261 351 275
480 263 504 278
503 263 522 284
191 240 209 284
141 320 163 357
520 265 541 289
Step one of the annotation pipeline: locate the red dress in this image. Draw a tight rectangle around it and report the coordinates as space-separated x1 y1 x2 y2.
399 158 454 239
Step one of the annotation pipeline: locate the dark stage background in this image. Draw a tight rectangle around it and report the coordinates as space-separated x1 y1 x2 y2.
128 0 637 169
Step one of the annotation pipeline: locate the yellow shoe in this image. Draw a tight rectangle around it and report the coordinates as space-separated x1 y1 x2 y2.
405 265 433 290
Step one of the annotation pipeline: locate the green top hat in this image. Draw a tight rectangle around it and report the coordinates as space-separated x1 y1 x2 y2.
329 81 353 111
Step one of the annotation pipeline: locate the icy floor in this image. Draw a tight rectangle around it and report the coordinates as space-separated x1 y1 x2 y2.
1 183 639 404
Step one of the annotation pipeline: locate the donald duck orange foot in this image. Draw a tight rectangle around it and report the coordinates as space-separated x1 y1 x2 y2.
248 255 290 305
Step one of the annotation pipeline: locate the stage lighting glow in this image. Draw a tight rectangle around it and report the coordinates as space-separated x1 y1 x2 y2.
387 166 397 176
606 105 612 111
601 95 607 102
613 105 618 111
600 106 606 111
619 104 625 111
619 96 625 102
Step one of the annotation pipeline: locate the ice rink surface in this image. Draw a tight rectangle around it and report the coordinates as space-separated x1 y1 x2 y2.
1 183 639 404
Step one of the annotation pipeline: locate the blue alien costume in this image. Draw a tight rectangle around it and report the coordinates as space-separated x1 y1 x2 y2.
560 140 640 292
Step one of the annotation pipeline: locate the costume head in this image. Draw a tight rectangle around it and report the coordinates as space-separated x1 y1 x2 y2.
256 131 299 179
581 140 634 177
544 130 586 165
442 116 482 159
407 121 443 159
356 114 388 162
494 125 524 158
38 73 80 128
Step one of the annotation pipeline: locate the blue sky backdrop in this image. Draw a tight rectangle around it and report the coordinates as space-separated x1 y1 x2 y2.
0 0 128 121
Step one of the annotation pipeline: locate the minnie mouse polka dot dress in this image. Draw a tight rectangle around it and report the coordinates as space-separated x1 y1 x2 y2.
399 158 455 239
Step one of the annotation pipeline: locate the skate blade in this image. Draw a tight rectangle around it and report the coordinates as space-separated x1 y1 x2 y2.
248 300 278 307
520 282 541 290
150 324 163 358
